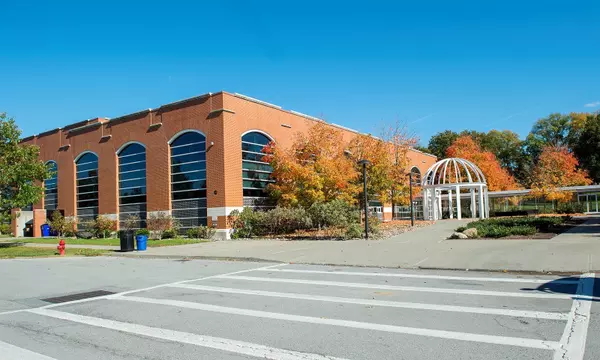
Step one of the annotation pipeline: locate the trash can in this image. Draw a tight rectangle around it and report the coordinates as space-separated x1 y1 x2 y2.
41 224 51 237
23 225 33 237
119 230 135 252
135 235 148 251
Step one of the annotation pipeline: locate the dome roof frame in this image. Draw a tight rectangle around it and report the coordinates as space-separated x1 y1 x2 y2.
422 158 487 188
421 158 489 221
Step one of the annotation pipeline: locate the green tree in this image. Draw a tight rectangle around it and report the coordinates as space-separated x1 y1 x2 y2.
48 211 77 237
567 112 590 147
459 130 486 145
48 211 67 237
479 130 530 185
573 112 600 183
427 130 459 159
525 113 572 160
0 113 50 222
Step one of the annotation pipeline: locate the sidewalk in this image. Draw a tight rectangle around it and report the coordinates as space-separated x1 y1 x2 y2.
116 217 600 273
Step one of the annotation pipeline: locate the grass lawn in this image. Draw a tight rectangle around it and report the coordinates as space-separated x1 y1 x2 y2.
0 246 107 258
19 238 121 246
15 237 209 247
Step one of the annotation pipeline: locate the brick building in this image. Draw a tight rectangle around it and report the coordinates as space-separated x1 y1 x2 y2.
12 91 436 239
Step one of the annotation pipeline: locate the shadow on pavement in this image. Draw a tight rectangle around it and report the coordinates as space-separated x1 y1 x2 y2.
521 276 600 301
560 223 600 235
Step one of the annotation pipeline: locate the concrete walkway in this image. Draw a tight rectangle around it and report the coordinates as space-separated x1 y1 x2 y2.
117 217 600 273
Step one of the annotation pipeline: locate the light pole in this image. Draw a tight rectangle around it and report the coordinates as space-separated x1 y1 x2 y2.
358 159 371 239
408 171 415 227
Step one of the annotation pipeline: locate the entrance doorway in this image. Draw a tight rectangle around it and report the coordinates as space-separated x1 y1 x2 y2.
578 193 599 213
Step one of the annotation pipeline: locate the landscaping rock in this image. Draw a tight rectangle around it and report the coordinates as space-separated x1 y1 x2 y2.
463 228 478 238
450 232 468 239
76 231 94 239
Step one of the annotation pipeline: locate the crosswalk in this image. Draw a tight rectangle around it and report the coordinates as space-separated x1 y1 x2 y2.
0 263 595 360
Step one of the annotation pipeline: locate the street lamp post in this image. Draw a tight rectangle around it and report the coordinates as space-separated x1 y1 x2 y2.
408 171 415 227
358 159 371 239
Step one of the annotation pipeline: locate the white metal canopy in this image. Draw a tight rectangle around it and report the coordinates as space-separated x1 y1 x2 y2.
421 158 489 220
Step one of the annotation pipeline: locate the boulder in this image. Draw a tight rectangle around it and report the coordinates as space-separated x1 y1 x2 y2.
76 231 94 239
449 232 468 239
463 228 478 238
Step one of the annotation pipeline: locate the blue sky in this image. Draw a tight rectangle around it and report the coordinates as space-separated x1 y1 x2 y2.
1 0 599 145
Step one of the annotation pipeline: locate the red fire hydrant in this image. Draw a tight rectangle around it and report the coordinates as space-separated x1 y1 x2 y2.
57 239 66 256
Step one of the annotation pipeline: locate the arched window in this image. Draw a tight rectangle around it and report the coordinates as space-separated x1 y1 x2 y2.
170 131 207 231
118 143 147 229
44 161 58 211
75 152 99 226
410 166 422 186
242 131 274 208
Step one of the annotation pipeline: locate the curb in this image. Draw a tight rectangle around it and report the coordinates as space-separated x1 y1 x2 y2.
108 253 283 264
108 253 591 275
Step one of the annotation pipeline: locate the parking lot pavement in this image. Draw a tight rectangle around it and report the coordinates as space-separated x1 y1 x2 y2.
0 261 596 360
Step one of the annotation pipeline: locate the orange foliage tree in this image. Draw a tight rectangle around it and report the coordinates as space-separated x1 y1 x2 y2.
530 146 592 202
383 122 417 207
446 136 520 191
266 122 360 207
347 123 415 207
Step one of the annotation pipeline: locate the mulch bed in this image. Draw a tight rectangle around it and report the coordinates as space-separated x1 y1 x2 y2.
449 233 557 240
448 218 587 240
249 220 435 241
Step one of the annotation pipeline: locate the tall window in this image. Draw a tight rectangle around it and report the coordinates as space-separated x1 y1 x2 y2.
44 161 58 211
170 131 207 231
76 152 99 226
118 143 147 229
242 131 274 208
410 166 422 185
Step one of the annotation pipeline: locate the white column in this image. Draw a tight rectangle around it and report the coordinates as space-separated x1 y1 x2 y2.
478 185 485 219
437 190 442 220
422 189 430 220
484 188 490 218
470 189 476 218
448 189 453 219
456 186 462 220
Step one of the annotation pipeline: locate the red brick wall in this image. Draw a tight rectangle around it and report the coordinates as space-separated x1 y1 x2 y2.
221 92 437 209
21 91 437 229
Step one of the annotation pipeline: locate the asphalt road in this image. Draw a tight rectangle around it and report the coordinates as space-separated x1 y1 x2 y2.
0 257 597 360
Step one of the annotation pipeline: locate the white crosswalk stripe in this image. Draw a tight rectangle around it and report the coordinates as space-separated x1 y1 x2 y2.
255 268 580 284
2 263 594 360
168 283 568 320
27 308 350 360
0 340 57 360
218 275 580 299
554 273 595 360
114 295 560 350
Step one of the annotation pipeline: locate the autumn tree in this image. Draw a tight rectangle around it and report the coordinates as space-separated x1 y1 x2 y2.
48 211 71 237
348 134 394 206
347 122 414 208
530 146 592 202
382 121 416 207
267 122 360 208
0 112 50 222
446 136 520 191
94 215 118 238
146 212 178 240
